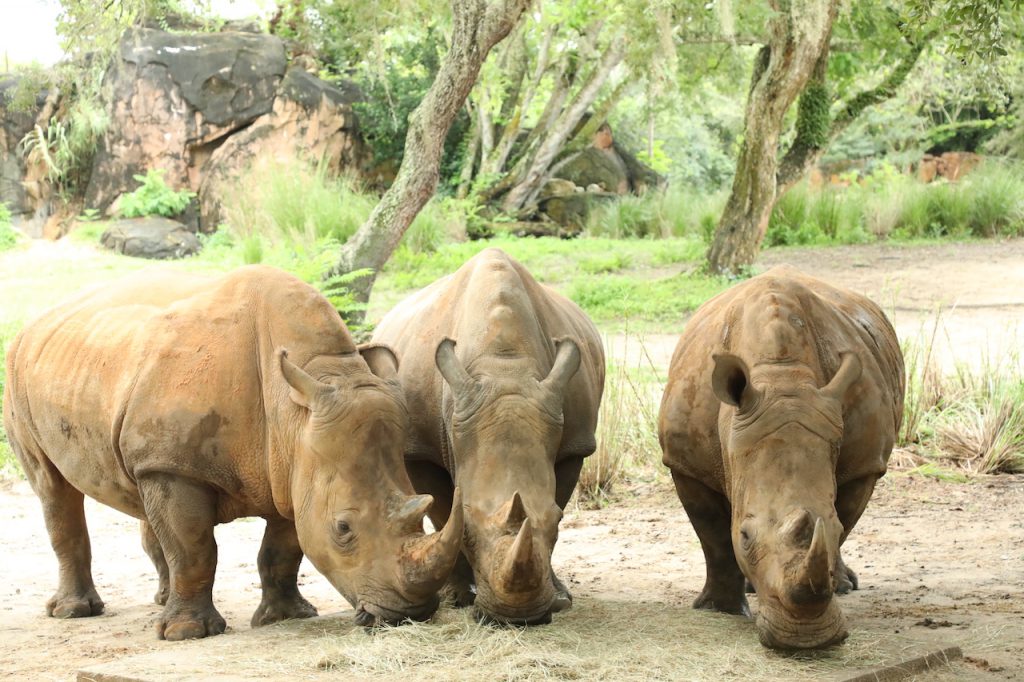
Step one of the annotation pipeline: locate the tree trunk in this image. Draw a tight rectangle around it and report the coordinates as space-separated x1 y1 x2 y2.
501 33 626 211
707 0 839 276
328 0 529 310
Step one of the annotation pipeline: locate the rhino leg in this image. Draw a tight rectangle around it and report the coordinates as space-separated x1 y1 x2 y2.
139 473 226 641
406 460 476 607
671 471 750 617
141 521 169 605
28 457 105 619
251 516 318 627
550 455 585 613
833 475 878 594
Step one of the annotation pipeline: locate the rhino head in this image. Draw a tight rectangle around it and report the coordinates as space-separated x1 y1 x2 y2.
711 350 863 649
278 347 464 626
435 337 581 625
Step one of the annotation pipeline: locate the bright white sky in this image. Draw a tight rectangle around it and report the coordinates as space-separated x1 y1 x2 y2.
0 0 273 69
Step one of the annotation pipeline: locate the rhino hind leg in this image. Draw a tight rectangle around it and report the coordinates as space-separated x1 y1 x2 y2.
251 516 318 627
671 472 750 617
17 442 105 619
833 475 878 595
140 521 170 605
139 473 226 641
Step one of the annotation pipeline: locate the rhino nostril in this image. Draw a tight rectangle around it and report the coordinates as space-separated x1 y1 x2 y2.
353 607 376 627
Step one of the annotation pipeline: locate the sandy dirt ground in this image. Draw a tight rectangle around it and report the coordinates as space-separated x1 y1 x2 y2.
1 239 1023 680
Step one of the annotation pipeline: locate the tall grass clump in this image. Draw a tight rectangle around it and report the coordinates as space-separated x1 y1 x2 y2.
899 317 1024 475
223 159 375 248
578 338 663 507
585 187 726 240
767 183 868 246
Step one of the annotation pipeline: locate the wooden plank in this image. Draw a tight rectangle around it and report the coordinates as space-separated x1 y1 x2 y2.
837 646 963 682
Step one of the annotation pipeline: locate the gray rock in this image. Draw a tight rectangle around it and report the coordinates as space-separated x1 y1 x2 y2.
100 217 201 259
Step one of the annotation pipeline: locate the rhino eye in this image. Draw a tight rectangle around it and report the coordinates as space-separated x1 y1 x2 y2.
336 521 351 535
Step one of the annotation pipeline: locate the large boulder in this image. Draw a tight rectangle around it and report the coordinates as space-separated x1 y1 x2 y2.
100 216 201 259
84 28 366 232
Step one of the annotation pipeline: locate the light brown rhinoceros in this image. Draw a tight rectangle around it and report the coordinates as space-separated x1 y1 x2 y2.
658 266 904 649
372 248 604 625
3 265 463 640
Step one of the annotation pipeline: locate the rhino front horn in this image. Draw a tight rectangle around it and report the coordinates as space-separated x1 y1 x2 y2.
800 518 832 597
401 487 465 597
496 518 544 594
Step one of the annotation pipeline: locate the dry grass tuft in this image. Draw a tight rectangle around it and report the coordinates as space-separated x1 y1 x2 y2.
578 335 663 508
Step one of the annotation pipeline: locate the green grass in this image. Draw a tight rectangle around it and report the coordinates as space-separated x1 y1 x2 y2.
768 162 1024 246
585 186 727 240
568 272 728 328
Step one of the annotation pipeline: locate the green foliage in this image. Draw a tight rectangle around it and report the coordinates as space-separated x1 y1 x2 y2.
0 203 18 252
119 169 195 218
795 81 831 150
585 187 728 241
768 162 1024 246
3 63 52 113
17 96 108 199
567 272 729 327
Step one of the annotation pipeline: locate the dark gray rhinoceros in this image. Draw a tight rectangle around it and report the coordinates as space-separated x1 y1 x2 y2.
658 267 904 649
3 265 463 639
372 248 605 625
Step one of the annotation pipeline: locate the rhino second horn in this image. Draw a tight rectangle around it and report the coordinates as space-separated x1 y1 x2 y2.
392 494 434 534
501 490 528 530
401 487 465 597
800 517 832 597
497 517 544 594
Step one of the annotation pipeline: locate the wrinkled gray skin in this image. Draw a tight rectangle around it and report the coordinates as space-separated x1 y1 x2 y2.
373 248 605 625
3 266 463 640
658 267 904 649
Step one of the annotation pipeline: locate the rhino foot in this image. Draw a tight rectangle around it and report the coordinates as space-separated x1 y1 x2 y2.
835 557 859 595
441 581 476 608
694 588 751 618
251 595 318 627
158 607 227 641
47 588 105 618
551 572 573 613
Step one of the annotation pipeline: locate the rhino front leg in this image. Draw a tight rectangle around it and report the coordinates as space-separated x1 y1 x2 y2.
406 460 476 607
27 457 105 618
139 473 226 641
670 471 750 617
140 521 169 605
550 455 585 612
833 475 879 594
251 516 318 627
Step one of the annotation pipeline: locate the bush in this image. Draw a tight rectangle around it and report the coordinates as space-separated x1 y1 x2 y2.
585 187 727 241
120 169 195 218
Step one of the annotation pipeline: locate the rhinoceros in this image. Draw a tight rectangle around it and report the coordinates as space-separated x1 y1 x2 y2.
2 265 463 639
372 248 605 625
658 267 904 649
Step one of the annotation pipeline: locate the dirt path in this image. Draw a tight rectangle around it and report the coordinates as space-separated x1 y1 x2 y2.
1 474 1021 680
612 239 1024 373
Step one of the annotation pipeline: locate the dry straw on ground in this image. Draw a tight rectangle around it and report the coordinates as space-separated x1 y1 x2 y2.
132 598 978 682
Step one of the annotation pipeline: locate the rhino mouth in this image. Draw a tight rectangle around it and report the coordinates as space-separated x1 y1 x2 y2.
354 596 440 627
755 598 848 650
474 605 553 627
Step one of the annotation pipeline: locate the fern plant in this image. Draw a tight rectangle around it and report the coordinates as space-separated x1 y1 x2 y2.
120 169 195 218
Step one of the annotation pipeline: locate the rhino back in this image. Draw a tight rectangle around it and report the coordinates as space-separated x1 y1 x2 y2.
6 266 354 521
660 267 903 490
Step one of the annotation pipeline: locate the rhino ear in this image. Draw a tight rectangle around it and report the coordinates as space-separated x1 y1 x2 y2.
435 338 473 394
541 337 581 394
278 348 329 410
358 343 400 380
711 353 758 409
821 351 862 401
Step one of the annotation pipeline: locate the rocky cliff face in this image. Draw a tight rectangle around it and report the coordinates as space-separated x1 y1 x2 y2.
2 27 366 235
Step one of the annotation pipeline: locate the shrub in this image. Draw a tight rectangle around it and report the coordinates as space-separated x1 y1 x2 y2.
585 187 727 241
120 169 195 218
